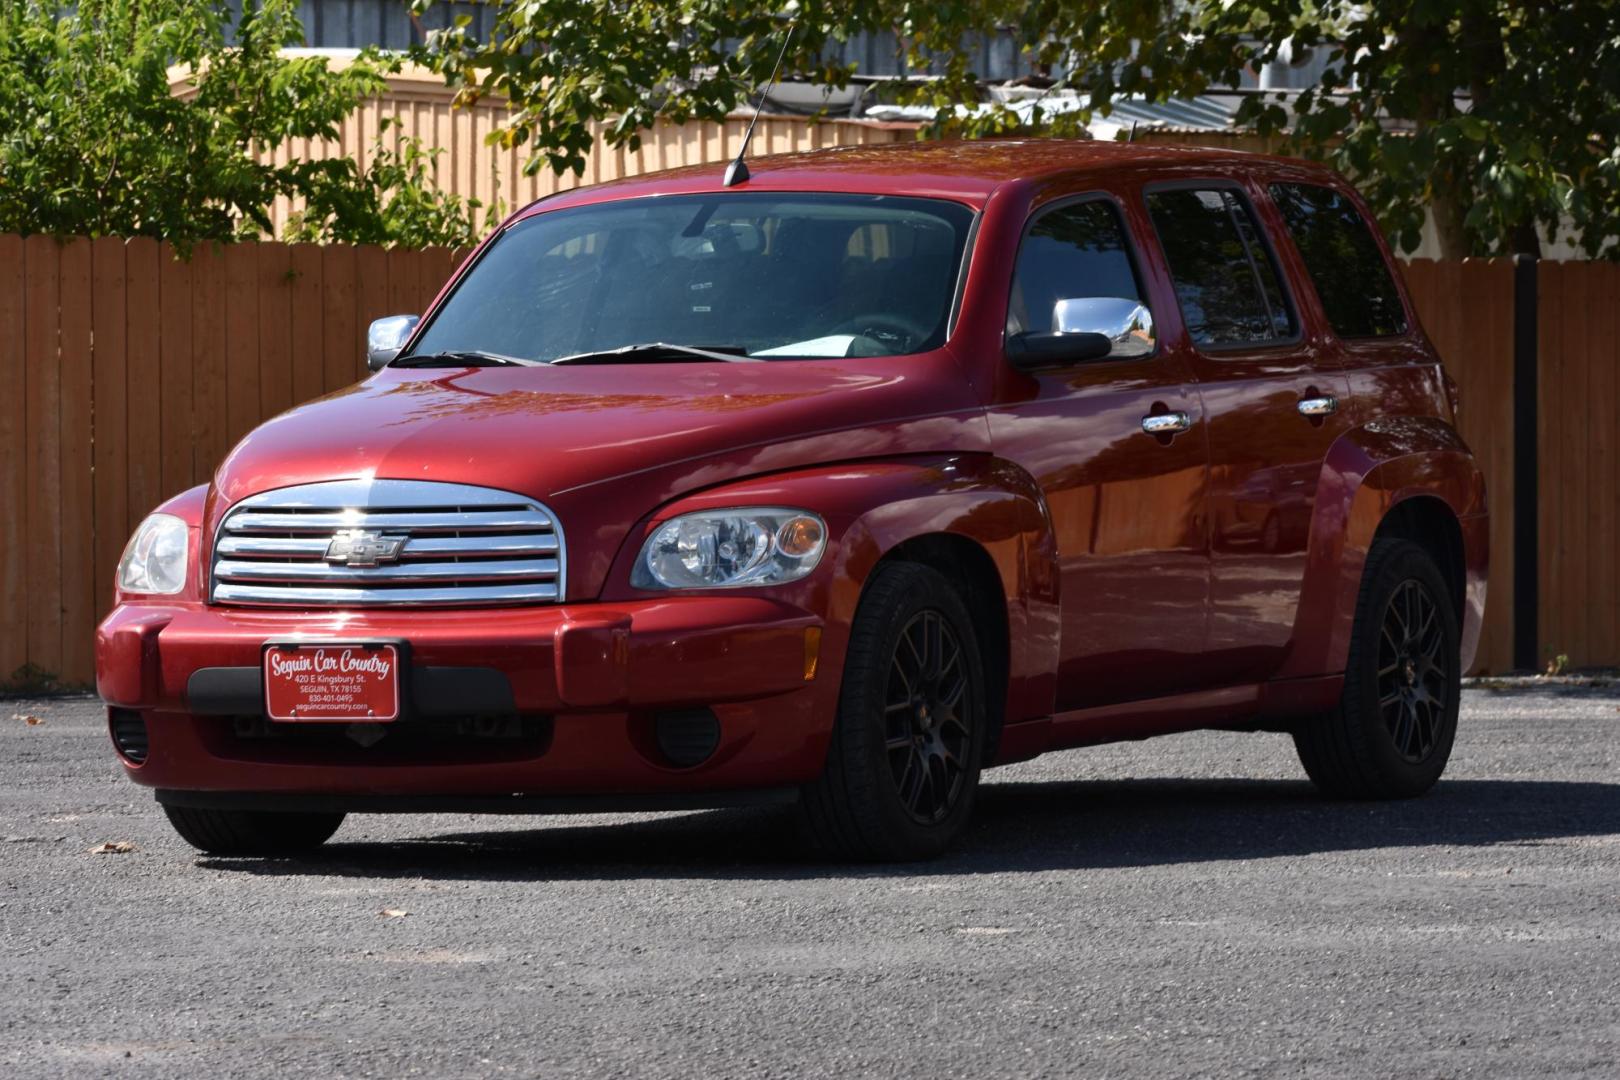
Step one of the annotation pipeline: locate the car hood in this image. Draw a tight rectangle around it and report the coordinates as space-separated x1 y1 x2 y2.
208 355 988 597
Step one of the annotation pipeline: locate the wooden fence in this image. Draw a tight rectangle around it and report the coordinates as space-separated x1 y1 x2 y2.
0 240 1615 686
1403 259 1620 675
0 236 460 688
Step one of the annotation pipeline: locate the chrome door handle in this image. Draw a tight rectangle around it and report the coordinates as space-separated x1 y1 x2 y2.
1141 411 1191 436
1297 395 1338 417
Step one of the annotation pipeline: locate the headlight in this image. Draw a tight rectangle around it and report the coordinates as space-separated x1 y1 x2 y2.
633 508 827 590
116 513 189 595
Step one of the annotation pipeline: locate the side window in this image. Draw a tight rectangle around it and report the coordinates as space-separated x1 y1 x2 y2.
1146 188 1296 348
1007 199 1144 336
1270 183 1408 338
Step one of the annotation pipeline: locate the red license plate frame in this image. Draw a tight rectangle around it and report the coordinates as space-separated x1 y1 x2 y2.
262 642 402 723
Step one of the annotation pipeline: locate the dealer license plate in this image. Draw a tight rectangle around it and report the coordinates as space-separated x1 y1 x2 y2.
263 643 401 722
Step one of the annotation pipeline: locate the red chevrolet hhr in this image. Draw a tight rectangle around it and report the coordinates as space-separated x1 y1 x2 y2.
97 140 1487 860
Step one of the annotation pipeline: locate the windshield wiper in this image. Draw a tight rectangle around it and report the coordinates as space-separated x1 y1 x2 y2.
548 343 761 366
391 350 540 368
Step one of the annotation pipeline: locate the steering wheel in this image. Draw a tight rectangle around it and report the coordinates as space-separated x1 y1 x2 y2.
832 313 936 354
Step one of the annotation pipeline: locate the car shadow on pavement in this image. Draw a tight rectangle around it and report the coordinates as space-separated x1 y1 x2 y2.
195 776 1620 881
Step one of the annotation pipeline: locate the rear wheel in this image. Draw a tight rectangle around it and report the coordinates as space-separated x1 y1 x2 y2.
163 805 346 855
797 562 986 860
1294 538 1460 798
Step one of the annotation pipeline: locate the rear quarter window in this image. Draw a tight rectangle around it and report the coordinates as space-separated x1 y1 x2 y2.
1146 187 1296 348
1269 183 1408 338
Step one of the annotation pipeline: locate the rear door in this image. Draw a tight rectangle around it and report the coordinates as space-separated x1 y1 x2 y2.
1142 181 1354 685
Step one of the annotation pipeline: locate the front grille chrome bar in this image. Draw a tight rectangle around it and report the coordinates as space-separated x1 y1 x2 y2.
214 557 559 583
210 479 566 608
222 508 553 534
212 581 561 607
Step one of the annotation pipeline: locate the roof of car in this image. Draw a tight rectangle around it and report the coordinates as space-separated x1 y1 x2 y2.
515 138 1342 219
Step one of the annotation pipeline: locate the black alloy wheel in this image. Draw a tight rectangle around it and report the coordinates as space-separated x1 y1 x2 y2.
797 561 987 860
1377 578 1450 764
883 610 974 825
1294 537 1461 799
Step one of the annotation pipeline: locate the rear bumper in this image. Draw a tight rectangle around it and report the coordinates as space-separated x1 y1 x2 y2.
96 597 833 798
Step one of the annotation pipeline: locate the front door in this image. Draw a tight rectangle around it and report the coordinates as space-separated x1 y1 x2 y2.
1142 182 1354 685
986 194 1210 712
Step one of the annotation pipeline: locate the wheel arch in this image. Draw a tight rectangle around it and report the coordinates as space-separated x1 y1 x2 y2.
1282 417 1488 680
1373 494 1466 629
822 455 1062 746
868 532 1014 762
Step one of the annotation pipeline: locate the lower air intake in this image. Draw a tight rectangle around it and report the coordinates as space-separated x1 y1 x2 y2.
654 708 722 768
109 708 149 764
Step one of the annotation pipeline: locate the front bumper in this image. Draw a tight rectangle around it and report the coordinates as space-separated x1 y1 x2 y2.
96 598 832 800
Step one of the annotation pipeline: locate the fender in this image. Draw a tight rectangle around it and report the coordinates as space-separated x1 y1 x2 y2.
604 453 1062 743
1281 417 1488 681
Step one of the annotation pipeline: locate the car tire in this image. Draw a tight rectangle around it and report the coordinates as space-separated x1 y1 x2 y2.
1294 538 1460 798
797 562 987 861
163 805 346 855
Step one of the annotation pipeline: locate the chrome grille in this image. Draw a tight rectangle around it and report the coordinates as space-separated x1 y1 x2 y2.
210 479 565 607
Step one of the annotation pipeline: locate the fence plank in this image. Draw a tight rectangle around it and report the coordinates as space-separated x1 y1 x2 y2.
321 245 357 393
192 244 228 478
224 244 262 447
1478 260 1516 676
258 242 294 421
289 244 326 404
1537 261 1564 671
1587 262 1618 666
23 237 62 683
90 237 129 629
386 245 419 319
1559 263 1591 667
1565 261 1590 666
59 238 95 684
126 238 164 524
1611 261 1620 665
159 244 194 494
0 235 25 680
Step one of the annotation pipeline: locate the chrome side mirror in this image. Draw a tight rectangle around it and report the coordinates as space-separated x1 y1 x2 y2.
1052 297 1156 360
1006 296 1156 371
367 314 420 371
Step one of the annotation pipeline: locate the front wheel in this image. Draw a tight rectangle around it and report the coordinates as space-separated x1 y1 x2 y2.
163 805 346 855
1294 538 1460 798
797 562 987 860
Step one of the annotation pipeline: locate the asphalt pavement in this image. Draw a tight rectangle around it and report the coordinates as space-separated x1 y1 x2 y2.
3 688 1617 1078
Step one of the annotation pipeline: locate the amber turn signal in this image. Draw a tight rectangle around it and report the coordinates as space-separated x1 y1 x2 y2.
777 515 825 559
804 626 822 681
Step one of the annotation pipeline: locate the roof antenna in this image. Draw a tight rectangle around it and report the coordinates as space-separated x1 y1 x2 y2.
723 22 797 187
1128 120 1139 143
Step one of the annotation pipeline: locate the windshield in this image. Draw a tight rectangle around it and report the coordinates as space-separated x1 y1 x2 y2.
406 193 976 363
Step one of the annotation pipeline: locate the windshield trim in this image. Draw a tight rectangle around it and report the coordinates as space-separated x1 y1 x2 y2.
394 190 983 368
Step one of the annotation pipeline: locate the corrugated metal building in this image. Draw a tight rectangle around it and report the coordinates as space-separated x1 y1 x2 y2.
202 2 1291 238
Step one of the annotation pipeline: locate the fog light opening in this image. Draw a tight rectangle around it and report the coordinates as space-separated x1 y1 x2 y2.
109 708 149 765
654 708 721 768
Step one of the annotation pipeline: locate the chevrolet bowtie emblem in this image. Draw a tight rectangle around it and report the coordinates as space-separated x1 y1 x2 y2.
325 529 406 568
